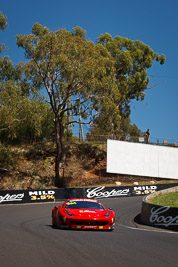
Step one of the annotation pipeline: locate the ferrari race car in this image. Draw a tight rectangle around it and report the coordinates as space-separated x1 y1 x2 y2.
52 198 115 230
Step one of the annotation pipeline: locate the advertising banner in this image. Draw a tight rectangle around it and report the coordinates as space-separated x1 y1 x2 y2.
0 189 56 205
0 183 178 205
84 183 178 199
141 198 178 231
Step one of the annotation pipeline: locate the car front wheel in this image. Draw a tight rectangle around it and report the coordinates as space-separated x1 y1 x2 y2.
57 212 62 229
52 213 56 228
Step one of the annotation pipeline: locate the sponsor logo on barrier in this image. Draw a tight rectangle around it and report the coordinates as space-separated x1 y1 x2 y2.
0 193 24 203
150 206 178 227
29 190 55 201
87 186 130 199
134 185 157 195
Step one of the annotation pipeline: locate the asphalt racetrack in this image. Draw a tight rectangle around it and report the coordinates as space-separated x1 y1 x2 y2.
0 196 177 267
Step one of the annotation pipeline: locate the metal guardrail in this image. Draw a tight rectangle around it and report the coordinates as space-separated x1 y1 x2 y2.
84 134 178 147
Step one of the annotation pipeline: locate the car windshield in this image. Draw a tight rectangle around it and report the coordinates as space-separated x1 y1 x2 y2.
65 200 105 210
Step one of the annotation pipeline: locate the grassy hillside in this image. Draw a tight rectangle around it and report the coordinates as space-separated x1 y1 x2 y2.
150 191 178 207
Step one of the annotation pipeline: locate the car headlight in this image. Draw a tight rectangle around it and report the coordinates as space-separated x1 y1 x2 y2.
111 217 115 223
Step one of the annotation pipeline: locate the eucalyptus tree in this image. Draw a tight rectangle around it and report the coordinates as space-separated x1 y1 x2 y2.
0 14 53 144
0 81 51 143
0 12 17 139
0 12 7 31
93 33 166 136
0 12 17 82
16 23 115 186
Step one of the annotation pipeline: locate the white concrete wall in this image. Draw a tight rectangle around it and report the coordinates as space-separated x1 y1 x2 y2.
107 139 178 179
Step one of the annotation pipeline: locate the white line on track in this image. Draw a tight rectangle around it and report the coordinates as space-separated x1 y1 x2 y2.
117 222 178 235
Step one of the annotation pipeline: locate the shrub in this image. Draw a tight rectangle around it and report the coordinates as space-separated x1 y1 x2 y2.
0 143 16 168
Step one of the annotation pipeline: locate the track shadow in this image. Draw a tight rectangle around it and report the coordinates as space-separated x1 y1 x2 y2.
134 213 142 225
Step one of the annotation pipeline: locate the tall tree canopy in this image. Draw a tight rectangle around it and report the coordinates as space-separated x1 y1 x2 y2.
0 14 53 144
92 33 165 136
0 81 53 143
0 12 8 32
16 24 165 186
16 23 115 186
0 12 16 81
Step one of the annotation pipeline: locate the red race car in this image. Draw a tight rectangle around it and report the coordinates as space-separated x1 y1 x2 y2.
52 198 115 230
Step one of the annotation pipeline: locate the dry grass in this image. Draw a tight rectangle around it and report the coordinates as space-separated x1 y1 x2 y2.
0 142 177 190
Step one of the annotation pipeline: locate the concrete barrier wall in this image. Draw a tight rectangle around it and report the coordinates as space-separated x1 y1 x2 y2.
141 187 178 231
107 139 178 179
1 183 178 205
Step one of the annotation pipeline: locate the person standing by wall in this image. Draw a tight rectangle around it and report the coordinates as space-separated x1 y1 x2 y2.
146 129 150 144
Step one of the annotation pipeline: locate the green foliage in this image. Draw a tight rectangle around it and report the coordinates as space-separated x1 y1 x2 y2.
0 19 165 185
0 12 8 31
16 25 165 141
72 26 87 39
89 115 142 141
0 142 16 167
0 81 53 143
0 12 17 83
16 24 115 122
16 23 116 185
0 56 17 81
0 12 8 58
92 33 166 136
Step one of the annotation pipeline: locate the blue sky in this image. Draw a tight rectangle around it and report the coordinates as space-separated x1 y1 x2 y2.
1 0 178 141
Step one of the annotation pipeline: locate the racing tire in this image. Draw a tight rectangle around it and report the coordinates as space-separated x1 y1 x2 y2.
52 213 56 228
56 212 62 229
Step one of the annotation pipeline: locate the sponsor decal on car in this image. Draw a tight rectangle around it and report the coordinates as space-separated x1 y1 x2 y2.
66 201 77 205
83 210 96 213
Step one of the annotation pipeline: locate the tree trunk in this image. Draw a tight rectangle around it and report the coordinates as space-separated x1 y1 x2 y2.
54 115 66 187
79 107 84 142
67 98 72 141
